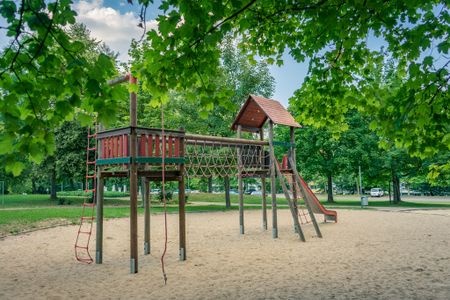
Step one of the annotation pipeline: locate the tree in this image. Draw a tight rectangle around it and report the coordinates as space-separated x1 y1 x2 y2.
54 121 87 189
0 2 125 175
2 1 448 177
134 0 448 177
125 36 275 136
292 126 345 203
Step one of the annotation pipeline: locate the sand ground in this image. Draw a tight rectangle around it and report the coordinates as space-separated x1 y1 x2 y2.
0 208 449 299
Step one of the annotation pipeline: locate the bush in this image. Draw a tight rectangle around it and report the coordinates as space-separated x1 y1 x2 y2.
157 191 173 202
57 197 72 205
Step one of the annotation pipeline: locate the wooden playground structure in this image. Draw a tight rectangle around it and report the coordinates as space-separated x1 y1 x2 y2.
74 74 337 273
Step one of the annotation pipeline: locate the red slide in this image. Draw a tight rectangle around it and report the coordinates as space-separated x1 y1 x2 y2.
296 175 337 223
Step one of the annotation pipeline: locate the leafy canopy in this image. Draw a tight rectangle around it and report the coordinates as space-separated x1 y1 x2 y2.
0 1 125 175
134 0 448 162
1 0 448 177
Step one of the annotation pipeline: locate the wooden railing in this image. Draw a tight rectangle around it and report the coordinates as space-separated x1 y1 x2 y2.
96 127 185 165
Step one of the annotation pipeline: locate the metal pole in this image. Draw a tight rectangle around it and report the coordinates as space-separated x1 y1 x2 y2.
359 164 363 196
359 164 364 208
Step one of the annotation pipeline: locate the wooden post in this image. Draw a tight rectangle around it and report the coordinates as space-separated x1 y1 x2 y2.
129 75 138 273
179 130 186 260
224 177 231 208
237 125 244 234
141 177 145 208
95 172 104 264
268 121 278 238
207 177 213 193
260 128 267 230
144 179 151 255
290 126 298 232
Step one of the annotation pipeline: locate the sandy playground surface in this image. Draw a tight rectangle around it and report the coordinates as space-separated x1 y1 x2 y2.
0 208 449 299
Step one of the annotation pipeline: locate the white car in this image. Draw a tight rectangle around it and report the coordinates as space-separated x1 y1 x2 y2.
370 188 384 197
250 190 263 196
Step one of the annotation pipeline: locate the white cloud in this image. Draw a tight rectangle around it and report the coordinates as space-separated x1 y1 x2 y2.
73 0 157 62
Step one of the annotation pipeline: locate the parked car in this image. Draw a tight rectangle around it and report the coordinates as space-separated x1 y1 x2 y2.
229 189 239 195
370 188 384 197
245 188 256 195
150 189 161 194
250 190 262 196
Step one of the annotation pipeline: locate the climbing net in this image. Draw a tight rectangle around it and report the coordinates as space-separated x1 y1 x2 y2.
184 137 270 178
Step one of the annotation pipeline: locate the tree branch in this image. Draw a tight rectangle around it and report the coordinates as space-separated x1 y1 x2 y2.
189 0 257 49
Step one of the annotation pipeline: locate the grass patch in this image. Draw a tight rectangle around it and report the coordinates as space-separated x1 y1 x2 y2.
188 193 450 209
1 192 449 237
0 194 132 208
188 193 290 205
0 204 253 236
59 191 129 198
327 199 450 208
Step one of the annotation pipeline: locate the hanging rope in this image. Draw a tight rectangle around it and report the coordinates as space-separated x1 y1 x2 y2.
160 104 168 285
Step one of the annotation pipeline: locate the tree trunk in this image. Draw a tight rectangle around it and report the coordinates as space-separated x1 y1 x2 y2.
392 171 401 204
327 173 334 203
50 160 57 200
208 177 213 193
224 177 230 208
32 179 37 194
388 181 392 203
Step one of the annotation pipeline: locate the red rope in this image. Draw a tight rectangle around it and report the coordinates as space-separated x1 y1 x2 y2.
160 105 168 285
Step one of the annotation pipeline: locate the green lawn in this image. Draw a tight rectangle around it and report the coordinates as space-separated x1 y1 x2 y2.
0 204 247 236
0 194 129 208
1 193 449 237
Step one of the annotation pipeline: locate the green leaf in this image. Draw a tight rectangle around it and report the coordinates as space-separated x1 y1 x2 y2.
6 161 25 176
0 135 14 155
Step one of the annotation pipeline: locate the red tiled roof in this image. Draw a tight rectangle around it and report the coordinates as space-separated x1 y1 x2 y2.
231 95 301 131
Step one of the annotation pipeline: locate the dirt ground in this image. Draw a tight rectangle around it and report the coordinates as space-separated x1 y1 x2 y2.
0 208 449 299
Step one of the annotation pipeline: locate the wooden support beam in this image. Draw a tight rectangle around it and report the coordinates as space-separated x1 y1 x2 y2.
207 177 213 193
272 153 306 242
100 170 182 179
260 128 267 230
95 172 104 264
268 121 278 238
129 75 138 274
144 179 151 255
237 125 244 235
290 126 299 232
107 74 130 86
185 133 268 146
224 177 231 208
178 131 186 260
288 156 322 238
